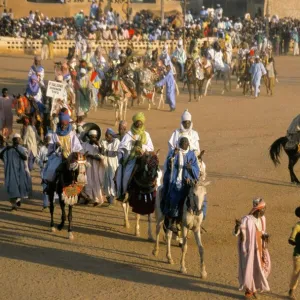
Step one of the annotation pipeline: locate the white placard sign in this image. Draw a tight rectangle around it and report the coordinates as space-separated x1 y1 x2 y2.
46 81 65 99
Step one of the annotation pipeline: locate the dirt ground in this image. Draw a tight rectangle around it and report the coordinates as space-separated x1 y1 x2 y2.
0 54 300 300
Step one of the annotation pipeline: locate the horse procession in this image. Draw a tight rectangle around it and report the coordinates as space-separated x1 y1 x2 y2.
2 30 300 300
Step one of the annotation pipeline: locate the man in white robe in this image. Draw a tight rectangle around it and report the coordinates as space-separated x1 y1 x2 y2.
168 109 200 155
81 130 105 206
116 112 154 200
101 128 120 205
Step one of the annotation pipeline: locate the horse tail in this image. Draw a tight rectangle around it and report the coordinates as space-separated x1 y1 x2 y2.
269 136 287 166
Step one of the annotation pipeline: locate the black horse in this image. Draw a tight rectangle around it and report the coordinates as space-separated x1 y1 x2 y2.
47 152 87 239
269 137 300 184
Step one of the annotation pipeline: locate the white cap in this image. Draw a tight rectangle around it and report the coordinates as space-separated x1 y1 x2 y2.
56 75 63 82
13 133 21 138
181 109 192 122
80 68 87 74
88 130 98 136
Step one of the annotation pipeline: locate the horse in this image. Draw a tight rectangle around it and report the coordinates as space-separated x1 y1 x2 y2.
46 152 88 239
269 136 300 184
153 150 209 279
121 151 161 241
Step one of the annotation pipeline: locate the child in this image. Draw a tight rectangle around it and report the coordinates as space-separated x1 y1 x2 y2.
36 133 52 211
288 206 300 299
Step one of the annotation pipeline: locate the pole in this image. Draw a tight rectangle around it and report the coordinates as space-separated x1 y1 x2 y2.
266 0 270 38
182 0 186 48
161 0 164 26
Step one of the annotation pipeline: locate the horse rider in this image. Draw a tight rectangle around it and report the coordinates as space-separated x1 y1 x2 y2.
28 56 45 86
171 39 187 81
115 112 154 201
208 42 225 73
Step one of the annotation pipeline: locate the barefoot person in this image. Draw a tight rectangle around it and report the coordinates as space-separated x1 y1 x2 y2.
234 198 271 299
288 206 300 299
0 133 32 210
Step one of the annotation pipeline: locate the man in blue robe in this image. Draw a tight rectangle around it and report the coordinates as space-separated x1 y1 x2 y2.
156 65 176 112
161 137 199 231
249 56 267 98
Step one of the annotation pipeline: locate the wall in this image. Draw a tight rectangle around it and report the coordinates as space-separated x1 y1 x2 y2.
267 0 300 18
0 36 217 56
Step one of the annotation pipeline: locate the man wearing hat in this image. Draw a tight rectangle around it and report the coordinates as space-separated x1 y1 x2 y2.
234 198 271 299
76 67 90 115
116 112 154 200
168 109 200 159
171 39 187 81
81 128 105 206
0 133 32 211
249 56 267 98
28 56 45 84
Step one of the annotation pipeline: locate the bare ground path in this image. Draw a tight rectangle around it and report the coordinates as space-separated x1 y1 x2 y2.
0 55 300 300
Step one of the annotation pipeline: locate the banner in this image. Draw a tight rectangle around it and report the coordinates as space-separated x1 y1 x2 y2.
46 81 65 99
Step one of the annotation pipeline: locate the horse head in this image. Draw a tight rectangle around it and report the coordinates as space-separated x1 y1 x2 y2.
67 152 88 184
198 150 207 182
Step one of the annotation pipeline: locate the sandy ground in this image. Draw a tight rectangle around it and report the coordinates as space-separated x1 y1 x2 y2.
0 54 300 300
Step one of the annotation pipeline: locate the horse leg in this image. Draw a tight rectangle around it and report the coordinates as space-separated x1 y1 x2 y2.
57 194 66 231
122 202 130 228
135 213 140 237
187 83 192 102
204 78 211 96
114 106 118 127
166 228 174 264
123 98 127 121
68 205 74 240
147 214 154 241
180 226 188 274
194 229 207 279
289 157 300 184
49 190 56 232
193 83 197 101
152 215 163 257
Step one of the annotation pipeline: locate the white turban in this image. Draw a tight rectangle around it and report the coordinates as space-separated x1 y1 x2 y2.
13 133 21 138
88 130 98 136
56 75 63 82
80 68 87 75
181 109 192 122
178 39 183 46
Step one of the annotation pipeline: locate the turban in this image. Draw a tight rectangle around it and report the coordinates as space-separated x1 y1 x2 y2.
132 112 145 124
56 75 63 82
181 109 192 122
80 68 87 75
59 111 70 123
13 133 21 138
249 198 266 215
88 130 98 136
106 128 116 136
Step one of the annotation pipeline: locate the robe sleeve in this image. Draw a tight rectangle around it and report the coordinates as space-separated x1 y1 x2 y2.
144 132 154 151
183 151 200 180
156 73 169 87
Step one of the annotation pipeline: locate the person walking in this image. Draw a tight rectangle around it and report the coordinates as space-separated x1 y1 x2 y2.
156 64 176 112
292 28 300 56
288 206 300 299
234 198 271 299
41 35 49 61
249 56 267 98
266 57 276 96
0 88 13 140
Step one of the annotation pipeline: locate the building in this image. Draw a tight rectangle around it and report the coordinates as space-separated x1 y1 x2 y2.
2 0 300 19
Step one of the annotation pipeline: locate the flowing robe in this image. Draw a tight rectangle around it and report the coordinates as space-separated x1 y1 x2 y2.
1 146 32 199
116 130 154 198
101 138 120 198
82 142 105 204
249 62 267 97
162 149 199 218
235 215 271 293
156 71 176 110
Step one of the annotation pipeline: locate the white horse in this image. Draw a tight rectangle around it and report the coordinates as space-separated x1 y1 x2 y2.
153 151 209 278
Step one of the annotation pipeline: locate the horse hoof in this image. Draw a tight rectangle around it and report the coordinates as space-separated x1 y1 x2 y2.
148 236 155 242
135 231 140 237
180 267 187 274
68 232 74 240
124 222 130 229
200 271 208 279
57 223 65 231
152 249 159 257
50 227 56 233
